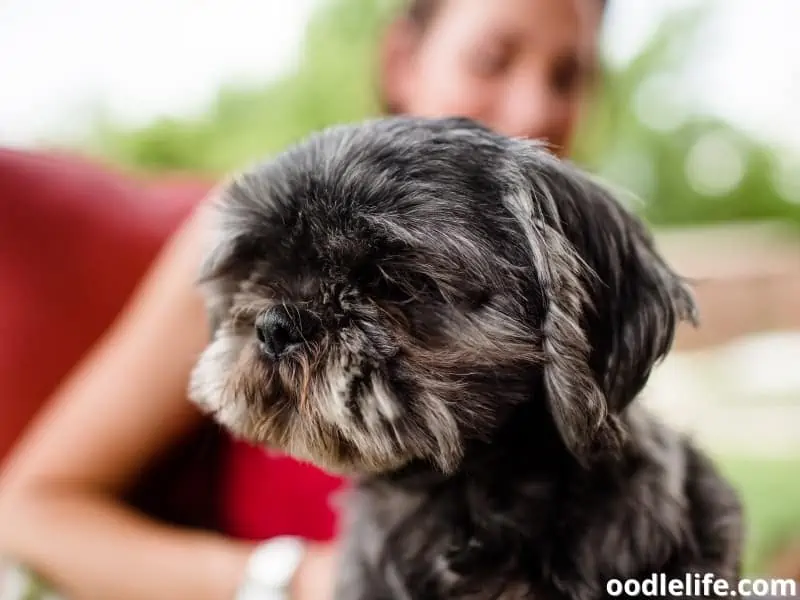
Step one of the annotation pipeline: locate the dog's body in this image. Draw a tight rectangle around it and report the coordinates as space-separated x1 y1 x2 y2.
336 405 741 599
189 117 742 599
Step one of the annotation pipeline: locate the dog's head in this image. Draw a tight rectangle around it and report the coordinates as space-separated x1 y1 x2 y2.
189 117 696 475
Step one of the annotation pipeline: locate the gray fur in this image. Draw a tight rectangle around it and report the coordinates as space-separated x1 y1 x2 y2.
189 116 742 599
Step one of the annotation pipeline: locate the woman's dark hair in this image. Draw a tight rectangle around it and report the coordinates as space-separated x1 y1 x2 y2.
404 0 441 31
403 0 608 31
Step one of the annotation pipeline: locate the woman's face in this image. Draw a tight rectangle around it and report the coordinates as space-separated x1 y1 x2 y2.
385 0 602 156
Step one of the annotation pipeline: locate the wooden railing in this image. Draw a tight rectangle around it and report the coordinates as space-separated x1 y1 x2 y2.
655 222 800 351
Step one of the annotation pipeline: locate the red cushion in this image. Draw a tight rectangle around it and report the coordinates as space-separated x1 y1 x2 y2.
0 148 210 459
0 149 348 540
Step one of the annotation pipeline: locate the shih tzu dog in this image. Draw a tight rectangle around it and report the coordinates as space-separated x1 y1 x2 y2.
189 116 743 599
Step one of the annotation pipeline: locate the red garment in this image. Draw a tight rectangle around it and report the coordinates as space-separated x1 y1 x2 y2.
0 148 345 541
220 439 347 542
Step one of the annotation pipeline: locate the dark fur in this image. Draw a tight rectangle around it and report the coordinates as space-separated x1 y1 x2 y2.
189 117 743 599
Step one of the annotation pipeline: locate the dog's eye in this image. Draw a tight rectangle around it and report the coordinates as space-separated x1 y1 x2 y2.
352 264 426 304
352 264 401 300
464 289 493 311
403 273 450 305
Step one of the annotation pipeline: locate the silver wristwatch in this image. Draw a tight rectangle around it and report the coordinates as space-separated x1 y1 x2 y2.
235 537 307 600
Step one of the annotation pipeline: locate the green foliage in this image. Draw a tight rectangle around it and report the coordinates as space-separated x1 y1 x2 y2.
715 455 800 575
572 4 800 229
86 0 800 230
89 0 396 174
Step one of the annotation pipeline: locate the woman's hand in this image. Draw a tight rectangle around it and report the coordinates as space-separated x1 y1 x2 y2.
290 541 340 600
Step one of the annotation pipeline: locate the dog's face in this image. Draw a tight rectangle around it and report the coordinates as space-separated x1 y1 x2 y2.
189 117 696 476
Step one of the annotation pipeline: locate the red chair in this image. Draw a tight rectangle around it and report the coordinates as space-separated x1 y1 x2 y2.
0 148 216 523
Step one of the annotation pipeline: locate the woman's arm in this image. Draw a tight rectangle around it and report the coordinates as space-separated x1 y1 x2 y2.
0 207 256 600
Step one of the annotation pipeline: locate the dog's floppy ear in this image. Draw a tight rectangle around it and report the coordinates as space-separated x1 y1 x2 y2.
507 144 697 464
572 179 699 412
505 188 625 464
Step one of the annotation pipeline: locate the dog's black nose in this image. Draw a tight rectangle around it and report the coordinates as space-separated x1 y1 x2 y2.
255 306 320 359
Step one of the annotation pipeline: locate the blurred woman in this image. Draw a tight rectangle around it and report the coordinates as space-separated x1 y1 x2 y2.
0 0 606 598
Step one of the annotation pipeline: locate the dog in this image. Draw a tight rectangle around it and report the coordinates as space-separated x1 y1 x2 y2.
189 116 743 599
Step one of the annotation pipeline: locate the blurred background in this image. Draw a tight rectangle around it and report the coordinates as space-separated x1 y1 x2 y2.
1 0 799 585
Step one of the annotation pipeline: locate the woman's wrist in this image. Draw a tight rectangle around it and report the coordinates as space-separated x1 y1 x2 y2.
289 541 339 600
197 534 257 600
198 534 337 600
